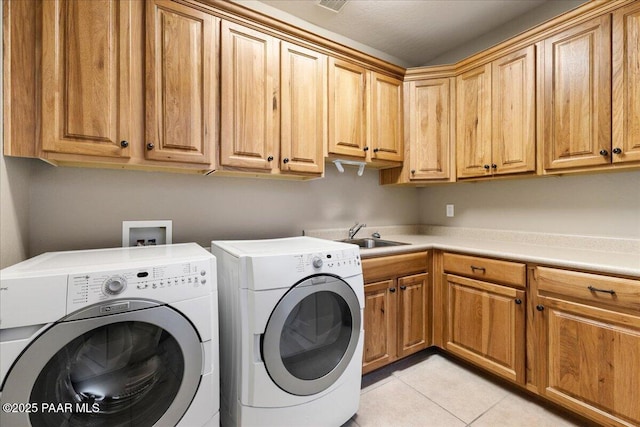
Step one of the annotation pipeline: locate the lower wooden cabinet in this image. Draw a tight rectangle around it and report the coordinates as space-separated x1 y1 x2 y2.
397 273 430 358
363 249 640 427
535 266 640 427
444 274 526 384
362 279 397 372
362 252 430 374
440 253 527 384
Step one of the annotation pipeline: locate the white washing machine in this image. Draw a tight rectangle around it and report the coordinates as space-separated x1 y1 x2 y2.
211 236 364 427
0 243 219 427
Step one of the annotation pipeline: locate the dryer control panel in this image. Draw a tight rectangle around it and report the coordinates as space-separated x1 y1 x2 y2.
67 259 212 309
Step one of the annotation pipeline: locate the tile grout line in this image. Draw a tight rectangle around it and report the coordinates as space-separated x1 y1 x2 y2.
464 393 510 426
394 371 468 426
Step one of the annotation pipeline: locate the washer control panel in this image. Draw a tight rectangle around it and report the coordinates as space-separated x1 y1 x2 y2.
296 247 361 276
67 259 211 309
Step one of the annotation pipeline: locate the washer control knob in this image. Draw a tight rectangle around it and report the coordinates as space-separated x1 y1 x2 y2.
103 276 127 296
312 257 323 269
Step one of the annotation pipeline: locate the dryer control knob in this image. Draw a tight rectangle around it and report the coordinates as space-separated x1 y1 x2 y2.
103 276 127 296
312 257 323 269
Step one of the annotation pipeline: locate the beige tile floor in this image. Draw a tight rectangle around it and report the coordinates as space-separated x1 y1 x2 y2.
344 350 594 427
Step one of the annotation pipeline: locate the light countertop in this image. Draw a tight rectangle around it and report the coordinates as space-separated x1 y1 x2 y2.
304 226 640 278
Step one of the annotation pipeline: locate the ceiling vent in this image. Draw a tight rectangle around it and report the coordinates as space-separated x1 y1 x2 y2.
316 0 348 13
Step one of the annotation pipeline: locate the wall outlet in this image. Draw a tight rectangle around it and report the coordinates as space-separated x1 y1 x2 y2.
446 204 455 217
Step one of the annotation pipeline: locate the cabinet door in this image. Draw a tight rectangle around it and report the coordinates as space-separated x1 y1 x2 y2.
369 72 403 162
363 279 397 374
407 78 452 180
445 274 525 384
397 273 430 358
146 0 216 165
456 64 492 178
538 296 640 427
328 58 367 158
541 15 611 170
41 0 132 158
613 2 640 164
492 46 536 175
220 21 279 169
280 42 326 175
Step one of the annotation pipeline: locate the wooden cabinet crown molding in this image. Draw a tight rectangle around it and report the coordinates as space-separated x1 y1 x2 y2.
179 0 405 79
408 0 637 78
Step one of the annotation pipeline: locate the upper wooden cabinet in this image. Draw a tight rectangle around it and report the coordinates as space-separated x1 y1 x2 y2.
457 45 535 179
145 0 217 165
328 59 404 165
456 64 492 178
408 78 454 181
219 23 325 177
328 58 368 159
220 21 280 170
41 0 133 158
280 42 326 175
369 72 403 162
492 47 536 175
540 15 612 171
379 71 456 185
613 2 640 164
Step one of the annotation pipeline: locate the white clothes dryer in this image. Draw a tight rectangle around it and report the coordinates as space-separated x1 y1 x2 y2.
211 236 364 427
0 243 219 427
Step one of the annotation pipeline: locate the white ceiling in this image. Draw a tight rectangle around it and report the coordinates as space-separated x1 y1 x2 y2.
257 0 563 67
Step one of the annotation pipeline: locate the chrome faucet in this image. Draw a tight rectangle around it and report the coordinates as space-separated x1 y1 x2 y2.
348 222 366 239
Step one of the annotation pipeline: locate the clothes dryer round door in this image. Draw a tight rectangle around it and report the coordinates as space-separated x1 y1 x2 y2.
0 303 202 427
262 274 361 396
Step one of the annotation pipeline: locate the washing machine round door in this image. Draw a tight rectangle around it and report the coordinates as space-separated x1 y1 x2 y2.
262 274 361 396
0 304 202 427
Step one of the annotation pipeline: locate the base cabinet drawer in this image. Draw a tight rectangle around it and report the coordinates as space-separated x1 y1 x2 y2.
537 266 640 312
443 253 526 288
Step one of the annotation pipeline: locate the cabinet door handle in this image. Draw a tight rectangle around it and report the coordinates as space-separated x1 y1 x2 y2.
588 285 616 295
491 164 497 169
283 158 290 164
146 143 155 150
400 285 407 291
389 287 396 293
120 140 129 148
599 149 609 156
514 298 522 305
612 147 622 155
267 156 274 162
373 148 379 153
363 146 369 152
470 265 486 273
536 305 544 311
483 164 490 170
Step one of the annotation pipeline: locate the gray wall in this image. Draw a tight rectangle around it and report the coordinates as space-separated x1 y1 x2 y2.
27 162 418 256
418 171 640 239
0 156 32 268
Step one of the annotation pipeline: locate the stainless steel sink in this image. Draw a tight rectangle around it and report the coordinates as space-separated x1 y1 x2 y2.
340 238 409 249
